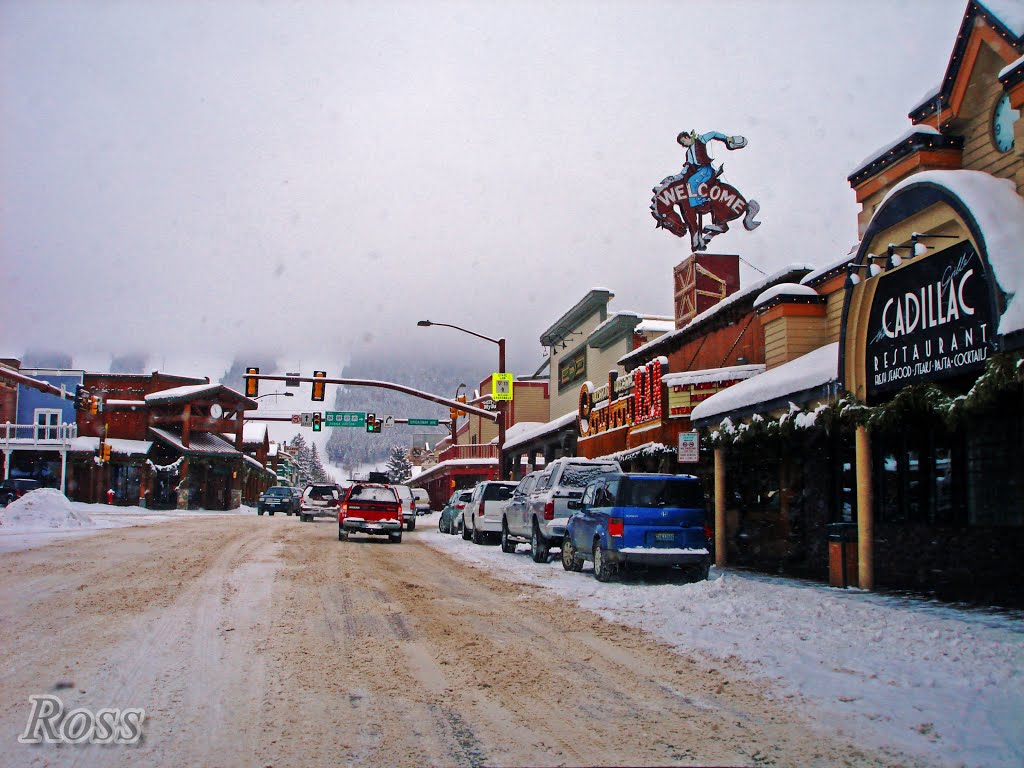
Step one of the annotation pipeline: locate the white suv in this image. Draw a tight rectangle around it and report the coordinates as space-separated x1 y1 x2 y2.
412 487 431 515
461 481 518 545
500 458 621 562
392 484 417 530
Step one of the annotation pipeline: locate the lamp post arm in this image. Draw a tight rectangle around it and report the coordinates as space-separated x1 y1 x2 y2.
425 322 501 346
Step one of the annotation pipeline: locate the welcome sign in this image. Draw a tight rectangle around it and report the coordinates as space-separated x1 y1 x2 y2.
865 241 996 398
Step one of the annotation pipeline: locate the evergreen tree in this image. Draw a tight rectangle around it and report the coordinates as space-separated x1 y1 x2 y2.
386 446 413 484
310 443 328 482
294 436 315 486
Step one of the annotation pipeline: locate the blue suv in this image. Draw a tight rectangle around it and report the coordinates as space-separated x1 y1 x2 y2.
562 473 711 582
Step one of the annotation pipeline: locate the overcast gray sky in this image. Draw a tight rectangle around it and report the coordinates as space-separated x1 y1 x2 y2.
1 0 969 380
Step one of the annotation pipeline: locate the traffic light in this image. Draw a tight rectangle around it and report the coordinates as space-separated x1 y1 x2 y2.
89 394 100 415
245 367 259 398
100 442 111 462
74 385 89 411
312 412 322 432
366 413 381 433
311 370 326 402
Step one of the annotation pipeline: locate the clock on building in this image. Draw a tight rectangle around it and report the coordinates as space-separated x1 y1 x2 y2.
992 92 1018 153
210 403 223 419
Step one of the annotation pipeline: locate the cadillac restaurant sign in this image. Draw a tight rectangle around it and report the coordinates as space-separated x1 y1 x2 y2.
865 241 996 397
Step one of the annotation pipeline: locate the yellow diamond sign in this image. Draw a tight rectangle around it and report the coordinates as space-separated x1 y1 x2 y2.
492 373 513 401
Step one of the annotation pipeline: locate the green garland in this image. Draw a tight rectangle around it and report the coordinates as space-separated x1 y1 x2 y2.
706 352 1023 447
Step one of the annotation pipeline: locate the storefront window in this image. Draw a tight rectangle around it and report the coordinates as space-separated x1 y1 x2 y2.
967 406 1024 527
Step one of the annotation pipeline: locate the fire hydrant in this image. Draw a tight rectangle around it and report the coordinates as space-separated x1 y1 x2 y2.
107 489 115 505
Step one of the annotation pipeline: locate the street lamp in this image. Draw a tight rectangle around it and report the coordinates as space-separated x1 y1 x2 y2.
253 392 295 400
418 320 507 477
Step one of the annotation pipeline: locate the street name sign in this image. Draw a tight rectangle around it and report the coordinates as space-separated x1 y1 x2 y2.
408 418 439 426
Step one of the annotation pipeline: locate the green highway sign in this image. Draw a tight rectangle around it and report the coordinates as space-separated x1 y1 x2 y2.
325 411 366 428
407 418 439 426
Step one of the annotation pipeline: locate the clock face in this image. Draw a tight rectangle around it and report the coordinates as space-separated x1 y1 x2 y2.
992 92 1018 153
210 403 223 419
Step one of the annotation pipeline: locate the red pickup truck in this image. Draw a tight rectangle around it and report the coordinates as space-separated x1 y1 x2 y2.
338 483 404 543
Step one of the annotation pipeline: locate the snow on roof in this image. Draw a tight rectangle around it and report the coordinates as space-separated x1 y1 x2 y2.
503 410 579 451
753 283 819 308
408 457 498 484
635 318 675 333
503 421 544 442
105 399 147 408
982 0 1024 36
691 342 839 423
851 125 940 175
145 383 221 402
999 53 1024 80
242 422 267 443
148 427 241 456
662 364 765 389
621 264 815 366
68 437 153 456
800 249 858 286
879 170 1024 335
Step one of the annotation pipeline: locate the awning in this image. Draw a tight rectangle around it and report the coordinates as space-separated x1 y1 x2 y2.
148 427 245 458
691 343 840 427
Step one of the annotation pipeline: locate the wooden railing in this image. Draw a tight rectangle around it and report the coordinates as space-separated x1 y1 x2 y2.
438 443 498 462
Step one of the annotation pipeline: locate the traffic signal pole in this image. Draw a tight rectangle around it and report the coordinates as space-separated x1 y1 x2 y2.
243 374 499 422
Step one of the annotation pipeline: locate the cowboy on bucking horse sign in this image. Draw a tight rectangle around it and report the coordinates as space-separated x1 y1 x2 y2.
651 130 761 252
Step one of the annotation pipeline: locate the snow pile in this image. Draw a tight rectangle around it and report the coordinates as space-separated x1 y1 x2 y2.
0 488 96 530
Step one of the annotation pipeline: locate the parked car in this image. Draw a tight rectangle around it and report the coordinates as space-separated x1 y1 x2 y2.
462 480 518 545
501 458 621 562
562 473 711 582
299 484 342 522
338 483 403 543
257 486 300 516
392 484 417 530
439 489 472 534
0 478 42 507
412 487 431 515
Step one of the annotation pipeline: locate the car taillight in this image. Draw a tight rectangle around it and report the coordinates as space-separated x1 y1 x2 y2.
704 524 713 541
341 503 348 515
544 500 554 520
608 517 624 537
478 501 485 516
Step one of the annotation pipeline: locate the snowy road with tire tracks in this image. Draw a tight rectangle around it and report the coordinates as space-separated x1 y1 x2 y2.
1 514 928 767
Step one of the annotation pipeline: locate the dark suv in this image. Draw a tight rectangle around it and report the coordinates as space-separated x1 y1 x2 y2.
257 486 301 516
0 478 42 506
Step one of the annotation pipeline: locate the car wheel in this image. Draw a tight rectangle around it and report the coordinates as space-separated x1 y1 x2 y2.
390 530 402 544
593 539 616 582
286 510 293 516
472 523 484 545
338 527 348 541
269 511 275 516
257 509 264 516
500 519 516 554
561 536 584 572
439 517 446 533
530 522 549 563
462 519 471 540
407 517 417 532
687 559 711 582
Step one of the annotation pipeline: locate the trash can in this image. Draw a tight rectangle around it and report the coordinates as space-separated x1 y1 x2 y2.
826 522 858 588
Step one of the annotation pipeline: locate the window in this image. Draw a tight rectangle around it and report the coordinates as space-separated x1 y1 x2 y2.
618 478 704 508
581 483 597 507
34 409 61 440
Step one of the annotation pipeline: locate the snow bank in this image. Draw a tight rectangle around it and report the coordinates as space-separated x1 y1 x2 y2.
0 488 95 530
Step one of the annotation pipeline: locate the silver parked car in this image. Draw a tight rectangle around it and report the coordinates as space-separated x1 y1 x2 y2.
500 458 621 562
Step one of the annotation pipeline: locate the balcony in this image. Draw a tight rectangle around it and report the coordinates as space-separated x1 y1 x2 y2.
438 443 498 462
0 422 79 451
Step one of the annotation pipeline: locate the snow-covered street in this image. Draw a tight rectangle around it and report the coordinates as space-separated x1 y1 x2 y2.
1 494 1021 767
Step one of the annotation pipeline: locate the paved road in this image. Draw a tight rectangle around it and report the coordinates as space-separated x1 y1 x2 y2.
0 515 919 767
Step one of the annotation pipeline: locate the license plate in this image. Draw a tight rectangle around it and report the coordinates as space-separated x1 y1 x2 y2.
654 532 675 543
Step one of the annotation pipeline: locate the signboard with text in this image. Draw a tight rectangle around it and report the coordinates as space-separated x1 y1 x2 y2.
865 241 995 399
678 431 700 463
492 373 514 401
325 411 366 428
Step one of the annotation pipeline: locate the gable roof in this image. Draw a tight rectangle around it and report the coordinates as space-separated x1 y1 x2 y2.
909 1 1024 124
145 383 256 409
